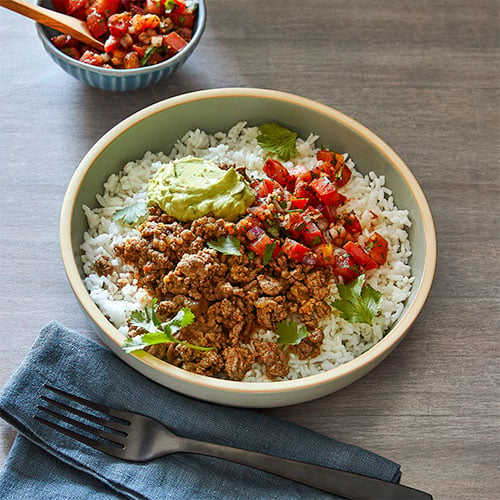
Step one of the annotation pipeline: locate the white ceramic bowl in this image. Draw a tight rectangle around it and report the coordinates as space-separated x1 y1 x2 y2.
60 88 437 407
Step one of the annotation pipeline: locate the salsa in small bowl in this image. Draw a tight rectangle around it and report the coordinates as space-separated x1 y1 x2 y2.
36 0 206 90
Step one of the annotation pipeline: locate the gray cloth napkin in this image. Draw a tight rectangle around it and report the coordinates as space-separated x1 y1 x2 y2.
0 321 401 499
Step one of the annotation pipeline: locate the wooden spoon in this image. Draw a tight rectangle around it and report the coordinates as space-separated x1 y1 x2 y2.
0 0 105 52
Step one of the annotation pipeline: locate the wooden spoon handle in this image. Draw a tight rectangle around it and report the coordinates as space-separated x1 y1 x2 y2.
0 0 104 51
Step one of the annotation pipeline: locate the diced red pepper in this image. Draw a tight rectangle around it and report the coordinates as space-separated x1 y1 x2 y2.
235 215 261 235
294 180 320 206
311 161 329 179
247 234 279 257
79 50 104 66
284 212 307 239
163 31 188 52
343 241 379 270
87 10 109 39
225 222 236 235
72 6 87 20
319 203 337 223
289 165 312 183
170 11 195 28
314 150 351 187
310 177 346 207
145 0 162 15
301 221 324 247
366 232 389 265
108 12 132 38
255 179 276 198
282 238 310 263
90 0 121 16
333 163 352 188
340 212 362 235
147 51 164 65
302 205 324 223
293 179 311 199
166 0 186 14
332 249 362 283
263 159 291 187
51 34 70 49
314 243 336 267
132 44 147 57
66 0 86 15
316 149 334 162
290 197 308 210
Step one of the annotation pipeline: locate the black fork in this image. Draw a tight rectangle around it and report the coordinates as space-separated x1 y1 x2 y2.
35 384 432 500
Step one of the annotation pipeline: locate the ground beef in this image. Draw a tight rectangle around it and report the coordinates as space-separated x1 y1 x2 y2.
254 341 290 379
288 329 324 360
222 346 255 381
94 255 114 276
115 210 333 380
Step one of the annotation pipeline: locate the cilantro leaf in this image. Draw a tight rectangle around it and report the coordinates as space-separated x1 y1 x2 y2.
263 241 278 265
331 275 382 325
207 235 242 256
168 307 196 332
122 305 213 353
257 123 298 161
122 331 169 353
276 319 309 345
141 46 159 66
129 298 161 332
113 201 148 227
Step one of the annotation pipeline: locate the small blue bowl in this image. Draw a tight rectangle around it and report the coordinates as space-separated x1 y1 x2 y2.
36 0 206 91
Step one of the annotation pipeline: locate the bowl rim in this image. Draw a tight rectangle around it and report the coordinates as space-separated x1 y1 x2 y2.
35 0 206 76
60 87 437 394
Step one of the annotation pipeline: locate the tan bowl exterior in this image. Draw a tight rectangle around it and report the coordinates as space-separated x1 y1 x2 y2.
60 88 437 408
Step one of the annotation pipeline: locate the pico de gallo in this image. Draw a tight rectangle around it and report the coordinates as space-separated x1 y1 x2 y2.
50 0 197 69
227 150 389 283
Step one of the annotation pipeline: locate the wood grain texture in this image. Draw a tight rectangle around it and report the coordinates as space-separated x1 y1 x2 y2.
0 1 498 498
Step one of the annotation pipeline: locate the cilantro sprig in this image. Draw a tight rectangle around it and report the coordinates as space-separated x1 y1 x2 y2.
331 275 382 325
113 201 148 227
141 46 160 66
122 299 213 353
207 235 242 256
257 123 298 161
276 319 309 345
263 241 278 265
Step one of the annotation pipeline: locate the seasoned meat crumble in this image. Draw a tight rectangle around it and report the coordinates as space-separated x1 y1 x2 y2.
114 207 332 380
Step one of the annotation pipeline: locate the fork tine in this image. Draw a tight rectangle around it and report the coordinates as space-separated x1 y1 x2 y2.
40 395 128 434
34 414 125 458
43 384 131 422
37 405 127 446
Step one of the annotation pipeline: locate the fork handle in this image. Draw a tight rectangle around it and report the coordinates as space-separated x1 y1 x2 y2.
178 438 432 500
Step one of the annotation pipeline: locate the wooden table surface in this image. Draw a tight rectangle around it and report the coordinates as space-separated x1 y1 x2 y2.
0 1 498 498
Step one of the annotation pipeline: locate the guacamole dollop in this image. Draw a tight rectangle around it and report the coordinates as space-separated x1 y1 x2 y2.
147 156 255 222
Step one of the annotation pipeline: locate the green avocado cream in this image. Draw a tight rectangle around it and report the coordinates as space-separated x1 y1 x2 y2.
147 156 255 222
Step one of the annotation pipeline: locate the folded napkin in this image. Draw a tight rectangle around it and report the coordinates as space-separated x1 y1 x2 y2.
0 322 401 499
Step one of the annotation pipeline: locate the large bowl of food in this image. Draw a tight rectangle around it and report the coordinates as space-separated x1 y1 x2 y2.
60 88 436 407
36 0 206 91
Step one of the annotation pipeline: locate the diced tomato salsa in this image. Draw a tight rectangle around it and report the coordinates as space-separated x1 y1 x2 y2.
50 0 197 69
234 150 389 283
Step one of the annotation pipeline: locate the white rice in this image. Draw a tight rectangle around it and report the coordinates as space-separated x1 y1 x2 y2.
81 122 413 381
